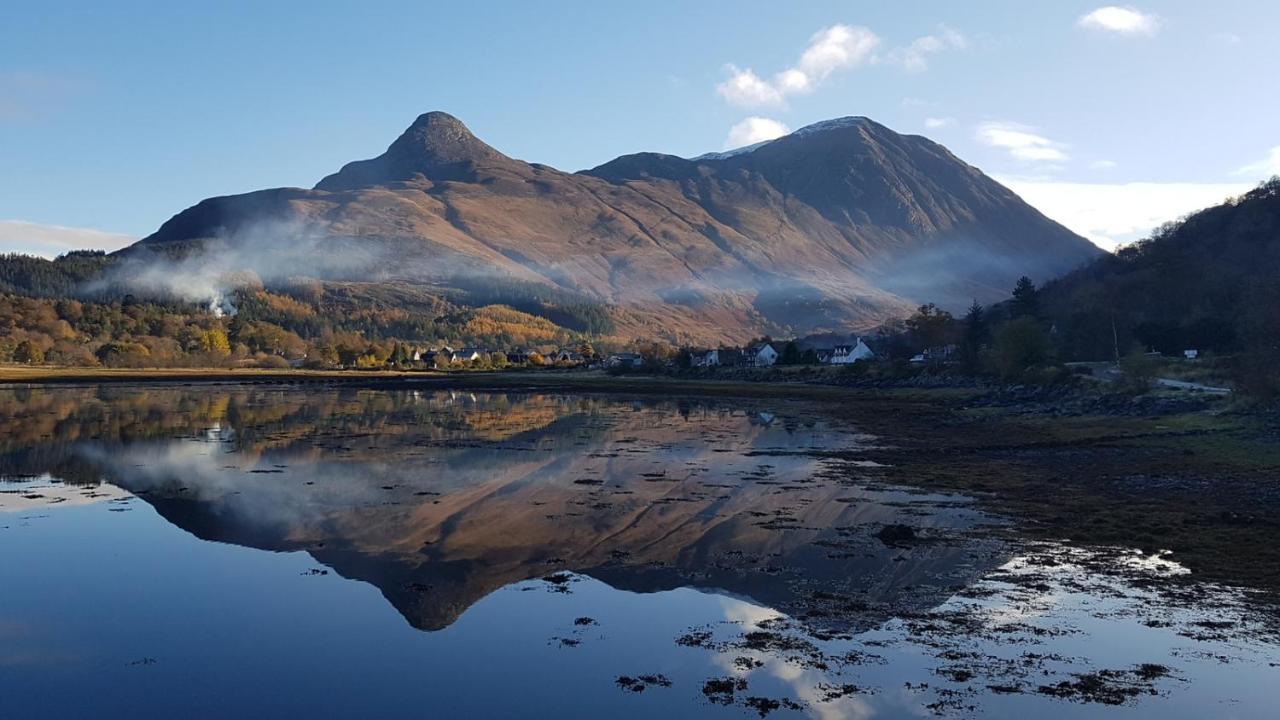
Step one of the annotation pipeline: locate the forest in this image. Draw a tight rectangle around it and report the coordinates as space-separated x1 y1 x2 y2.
867 178 1280 398
0 259 599 368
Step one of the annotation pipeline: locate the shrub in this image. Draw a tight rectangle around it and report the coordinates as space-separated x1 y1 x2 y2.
993 317 1051 379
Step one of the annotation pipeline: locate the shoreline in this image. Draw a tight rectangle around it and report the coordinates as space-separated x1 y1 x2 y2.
0 365 975 403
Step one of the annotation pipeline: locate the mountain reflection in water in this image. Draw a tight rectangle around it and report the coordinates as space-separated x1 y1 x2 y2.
4 385 1276 720
1 385 1003 633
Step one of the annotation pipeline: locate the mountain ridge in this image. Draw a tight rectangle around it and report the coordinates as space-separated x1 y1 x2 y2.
129 111 1102 344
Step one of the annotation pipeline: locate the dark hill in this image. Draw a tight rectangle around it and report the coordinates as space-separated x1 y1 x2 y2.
1039 178 1280 361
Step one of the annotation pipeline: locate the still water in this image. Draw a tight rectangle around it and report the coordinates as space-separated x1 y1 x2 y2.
0 385 1275 718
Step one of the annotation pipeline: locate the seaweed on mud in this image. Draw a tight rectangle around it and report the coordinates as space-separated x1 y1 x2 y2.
615 674 672 692
1035 664 1170 705
743 696 804 717
701 677 748 705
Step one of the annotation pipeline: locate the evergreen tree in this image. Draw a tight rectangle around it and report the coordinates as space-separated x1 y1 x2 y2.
960 300 987 372
1010 276 1040 320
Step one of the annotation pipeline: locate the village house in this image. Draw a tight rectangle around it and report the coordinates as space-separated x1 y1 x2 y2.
451 348 485 363
828 338 874 365
608 352 644 368
911 344 958 364
746 342 778 367
691 349 719 368
554 349 585 364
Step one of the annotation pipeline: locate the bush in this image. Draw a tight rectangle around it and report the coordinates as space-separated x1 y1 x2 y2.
993 317 1051 379
1119 348 1157 392
252 354 291 369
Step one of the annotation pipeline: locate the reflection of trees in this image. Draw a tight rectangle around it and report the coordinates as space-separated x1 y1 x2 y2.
0 387 603 479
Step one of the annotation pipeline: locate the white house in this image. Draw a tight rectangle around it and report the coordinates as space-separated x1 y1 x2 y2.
692 349 719 368
451 348 484 363
608 352 643 368
1184 349 1199 360
829 338 874 365
747 343 778 367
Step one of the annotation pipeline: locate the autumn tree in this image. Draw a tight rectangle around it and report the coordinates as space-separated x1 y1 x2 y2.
13 340 44 364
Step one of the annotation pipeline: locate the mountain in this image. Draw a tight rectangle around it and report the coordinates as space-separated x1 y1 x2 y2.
126 111 1101 344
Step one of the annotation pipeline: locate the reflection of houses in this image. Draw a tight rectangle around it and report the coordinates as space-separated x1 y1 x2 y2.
691 349 719 368
828 339 874 365
608 353 643 368
746 343 778 367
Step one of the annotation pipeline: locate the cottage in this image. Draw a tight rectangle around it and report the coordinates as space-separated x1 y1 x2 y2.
608 352 644 368
451 348 485 363
1184 349 1199 360
829 338 874 365
554 349 585 364
691 349 719 368
746 343 778 367
912 344 957 364
506 349 531 364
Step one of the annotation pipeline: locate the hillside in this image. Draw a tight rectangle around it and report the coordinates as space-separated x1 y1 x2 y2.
1039 178 1280 362
125 111 1100 344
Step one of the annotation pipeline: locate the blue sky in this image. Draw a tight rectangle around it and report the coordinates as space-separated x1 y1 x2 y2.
1 1 1276 255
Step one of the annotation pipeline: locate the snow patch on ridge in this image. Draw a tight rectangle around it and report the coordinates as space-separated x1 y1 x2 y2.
690 116 871 162
690 139 776 162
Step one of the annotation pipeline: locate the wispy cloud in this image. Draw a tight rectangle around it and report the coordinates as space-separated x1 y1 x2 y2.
1000 178 1250 250
0 71 77 122
976 121 1069 163
1077 6 1159 35
924 117 955 130
0 220 136 258
716 24 881 108
1235 146 1280 178
886 26 967 73
1090 159 1119 170
724 117 790 149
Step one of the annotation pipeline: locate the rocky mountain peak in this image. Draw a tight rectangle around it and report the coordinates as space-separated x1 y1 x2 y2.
315 111 513 191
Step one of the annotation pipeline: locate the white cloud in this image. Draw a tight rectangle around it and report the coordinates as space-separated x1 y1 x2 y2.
1210 31 1242 44
716 65 785 107
0 220 136 258
924 117 954 129
716 23 965 108
1078 6 1159 35
795 24 882 82
1090 159 1119 170
976 121 1069 163
716 24 881 108
887 26 967 72
724 117 790 149
1235 146 1280 177
998 178 1251 250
